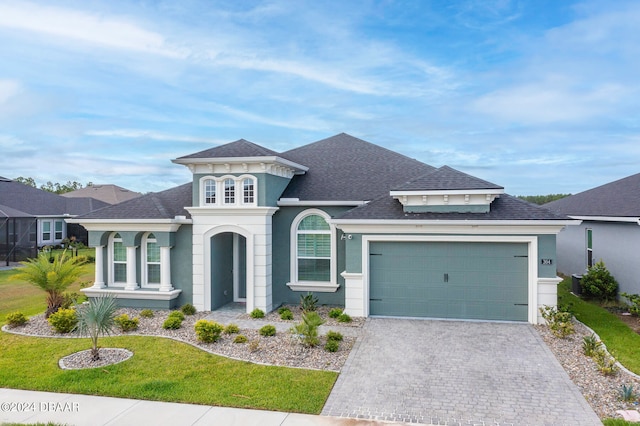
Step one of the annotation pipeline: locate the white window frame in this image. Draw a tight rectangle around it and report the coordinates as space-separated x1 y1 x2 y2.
287 209 339 292
199 175 257 207
224 178 235 204
203 178 216 205
41 220 52 243
242 177 255 205
141 232 161 289
108 232 127 287
54 220 64 240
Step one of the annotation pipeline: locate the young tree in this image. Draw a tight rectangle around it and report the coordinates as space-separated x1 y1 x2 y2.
76 295 118 361
11 251 88 317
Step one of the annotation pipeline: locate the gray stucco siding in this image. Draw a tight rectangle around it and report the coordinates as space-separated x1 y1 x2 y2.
271 206 349 308
556 221 640 296
171 225 194 307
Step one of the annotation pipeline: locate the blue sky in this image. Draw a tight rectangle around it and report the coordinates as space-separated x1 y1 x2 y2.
0 0 638 196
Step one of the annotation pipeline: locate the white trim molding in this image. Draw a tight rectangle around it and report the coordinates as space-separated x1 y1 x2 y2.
277 199 368 207
81 287 182 301
331 220 579 235
569 215 640 224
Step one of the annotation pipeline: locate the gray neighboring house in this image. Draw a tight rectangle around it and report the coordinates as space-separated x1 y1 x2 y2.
544 173 640 296
0 177 109 263
70 133 574 323
62 184 141 205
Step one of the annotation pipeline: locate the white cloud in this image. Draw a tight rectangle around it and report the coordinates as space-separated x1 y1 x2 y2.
0 1 187 58
85 129 223 145
0 80 21 104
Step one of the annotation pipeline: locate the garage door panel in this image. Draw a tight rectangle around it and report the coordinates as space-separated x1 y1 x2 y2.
369 241 529 321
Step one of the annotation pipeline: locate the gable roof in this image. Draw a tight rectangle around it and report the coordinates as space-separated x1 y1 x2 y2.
79 183 192 220
62 184 141 205
393 166 503 191
544 172 640 217
336 193 570 221
0 178 108 216
280 133 436 201
176 139 279 159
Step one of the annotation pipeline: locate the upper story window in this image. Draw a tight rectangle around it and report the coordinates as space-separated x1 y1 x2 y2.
204 179 216 204
200 175 257 207
243 178 254 204
224 178 235 204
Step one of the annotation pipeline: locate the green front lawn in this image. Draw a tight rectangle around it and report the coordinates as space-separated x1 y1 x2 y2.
0 266 337 414
558 277 640 374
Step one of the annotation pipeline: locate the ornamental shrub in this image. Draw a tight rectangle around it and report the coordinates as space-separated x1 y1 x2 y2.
300 292 318 312
250 308 265 319
48 308 78 333
277 306 291 315
280 310 294 320
259 324 277 337
540 305 574 338
328 308 343 319
580 260 618 301
140 309 154 318
324 339 340 353
224 323 240 334
194 320 224 343
337 313 352 323
6 311 28 328
168 310 185 321
162 315 183 330
326 330 343 342
114 314 139 332
621 293 640 316
181 303 197 315
234 334 247 344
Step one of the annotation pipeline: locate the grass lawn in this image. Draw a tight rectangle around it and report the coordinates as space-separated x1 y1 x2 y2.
0 265 337 414
558 277 640 375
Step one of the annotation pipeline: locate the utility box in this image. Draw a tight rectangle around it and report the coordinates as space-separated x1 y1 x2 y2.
571 274 582 295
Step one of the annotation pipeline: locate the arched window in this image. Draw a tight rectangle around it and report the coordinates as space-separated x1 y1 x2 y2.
242 178 255 204
144 233 161 288
296 214 331 282
111 233 126 285
204 179 216 204
224 178 235 204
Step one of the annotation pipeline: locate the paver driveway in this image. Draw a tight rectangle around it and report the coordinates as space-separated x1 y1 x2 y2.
322 318 602 426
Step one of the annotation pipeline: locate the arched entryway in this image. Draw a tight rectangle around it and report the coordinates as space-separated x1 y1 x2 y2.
210 232 247 310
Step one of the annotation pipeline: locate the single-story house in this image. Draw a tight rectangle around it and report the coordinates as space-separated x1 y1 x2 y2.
70 133 575 324
62 184 141 205
0 177 109 263
544 172 640 296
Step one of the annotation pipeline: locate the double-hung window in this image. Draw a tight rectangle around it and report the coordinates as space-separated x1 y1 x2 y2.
243 178 254 204
224 179 235 204
144 233 161 287
296 214 331 282
54 220 63 240
41 221 51 242
586 228 593 268
112 233 127 284
204 179 216 204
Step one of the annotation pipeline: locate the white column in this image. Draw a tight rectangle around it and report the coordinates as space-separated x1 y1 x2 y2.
92 245 106 288
159 246 173 291
124 246 138 290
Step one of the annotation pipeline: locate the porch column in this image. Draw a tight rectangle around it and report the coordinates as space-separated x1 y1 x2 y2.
92 245 106 288
124 246 139 290
159 246 173 291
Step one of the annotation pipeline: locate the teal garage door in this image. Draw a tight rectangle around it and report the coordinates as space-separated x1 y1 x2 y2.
369 241 529 321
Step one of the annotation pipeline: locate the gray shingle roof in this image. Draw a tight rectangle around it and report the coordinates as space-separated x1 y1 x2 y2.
62 184 141 205
79 183 192 220
0 179 107 216
177 139 278 159
544 173 640 217
336 193 570 221
280 133 436 201
394 166 503 191
0 204 33 218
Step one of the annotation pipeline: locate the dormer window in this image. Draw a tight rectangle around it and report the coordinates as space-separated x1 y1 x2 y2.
204 179 216 204
199 175 257 207
243 178 254 204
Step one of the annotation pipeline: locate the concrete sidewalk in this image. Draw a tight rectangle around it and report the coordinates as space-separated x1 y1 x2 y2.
0 388 415 426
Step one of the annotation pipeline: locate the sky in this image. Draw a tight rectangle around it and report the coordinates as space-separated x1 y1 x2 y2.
0 0 638 196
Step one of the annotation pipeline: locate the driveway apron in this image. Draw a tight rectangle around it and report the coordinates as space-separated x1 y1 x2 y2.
322 318 602 426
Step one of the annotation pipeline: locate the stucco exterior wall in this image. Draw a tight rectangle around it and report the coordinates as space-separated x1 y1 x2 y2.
556 220 640 295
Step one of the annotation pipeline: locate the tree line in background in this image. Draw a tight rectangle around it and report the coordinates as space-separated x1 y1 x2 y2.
517 194 571 205
14 177 93 194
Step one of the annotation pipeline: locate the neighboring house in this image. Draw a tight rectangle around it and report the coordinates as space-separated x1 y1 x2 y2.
544 173 640 296
70 133 574 324
62 184 141 205
0 177 109 262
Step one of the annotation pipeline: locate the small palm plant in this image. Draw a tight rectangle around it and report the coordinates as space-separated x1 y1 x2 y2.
11 250 88 317
76 295 118 361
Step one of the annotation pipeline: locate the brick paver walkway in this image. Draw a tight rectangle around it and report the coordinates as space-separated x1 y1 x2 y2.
322 318 602 426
